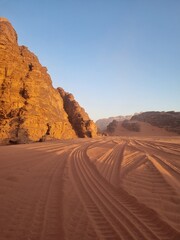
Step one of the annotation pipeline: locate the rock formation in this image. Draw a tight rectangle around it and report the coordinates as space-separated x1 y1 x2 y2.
106 120 118 134
0 18 97 144
106 119 140 135
58 88 97 138
96 115 132 132
131 111 180 134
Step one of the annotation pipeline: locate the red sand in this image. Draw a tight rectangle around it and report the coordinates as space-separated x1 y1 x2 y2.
0 137 180 240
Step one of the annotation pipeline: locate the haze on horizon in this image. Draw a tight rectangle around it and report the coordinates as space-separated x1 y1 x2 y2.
1 0 180 121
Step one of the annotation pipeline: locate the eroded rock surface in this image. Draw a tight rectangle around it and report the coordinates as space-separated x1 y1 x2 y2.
0 18 79 143
58 87 97 138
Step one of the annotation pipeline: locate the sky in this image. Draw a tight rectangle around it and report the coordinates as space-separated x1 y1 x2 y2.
1 0 180 121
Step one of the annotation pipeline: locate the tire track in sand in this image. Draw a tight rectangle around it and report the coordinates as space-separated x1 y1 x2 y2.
0 148 68 240
69 143 180 240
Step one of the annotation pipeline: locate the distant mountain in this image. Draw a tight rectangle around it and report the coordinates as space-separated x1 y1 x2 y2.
104 111 180 136
96 115 132 132
131 111 180 134
106 119 179 137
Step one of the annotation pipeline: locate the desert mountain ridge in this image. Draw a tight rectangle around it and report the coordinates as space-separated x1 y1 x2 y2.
0 17 97 144
131 111 180 134
96 115 132 131
97 111 180 136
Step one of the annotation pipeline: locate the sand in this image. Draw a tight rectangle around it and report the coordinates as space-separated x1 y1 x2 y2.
110 121 179 137
0 137 179 240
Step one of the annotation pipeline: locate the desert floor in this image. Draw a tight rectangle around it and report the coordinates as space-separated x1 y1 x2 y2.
0 137 180 240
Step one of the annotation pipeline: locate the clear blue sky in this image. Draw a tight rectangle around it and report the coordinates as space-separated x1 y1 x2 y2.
1 0 180 120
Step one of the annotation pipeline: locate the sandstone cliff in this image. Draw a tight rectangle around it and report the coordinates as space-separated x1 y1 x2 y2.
58 88 97 138
0 18 96 144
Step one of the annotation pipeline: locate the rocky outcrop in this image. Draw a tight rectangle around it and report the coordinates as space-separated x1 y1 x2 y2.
121 120 140 132
106 119 140 134
96 115 132 132
0 17 96 144
58 88 97 138
131 111 180 134
106 120 118 134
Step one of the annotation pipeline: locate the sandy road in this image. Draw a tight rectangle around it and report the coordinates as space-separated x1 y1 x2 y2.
0 137 179 240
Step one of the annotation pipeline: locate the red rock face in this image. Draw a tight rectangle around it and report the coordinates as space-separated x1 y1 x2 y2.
0 18 97 144
58 88 97 138
0 18 78 143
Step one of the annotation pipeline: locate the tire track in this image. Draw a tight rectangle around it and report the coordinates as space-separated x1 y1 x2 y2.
0 137 179 240
0 149 68 240
69 144 180 240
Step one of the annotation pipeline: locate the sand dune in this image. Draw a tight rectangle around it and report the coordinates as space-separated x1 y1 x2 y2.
0 137 179 240
108 121 178 137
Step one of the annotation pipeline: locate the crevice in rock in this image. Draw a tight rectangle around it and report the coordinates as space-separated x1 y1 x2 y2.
28 63 33 71
46 123 51 135
19 87 29 99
